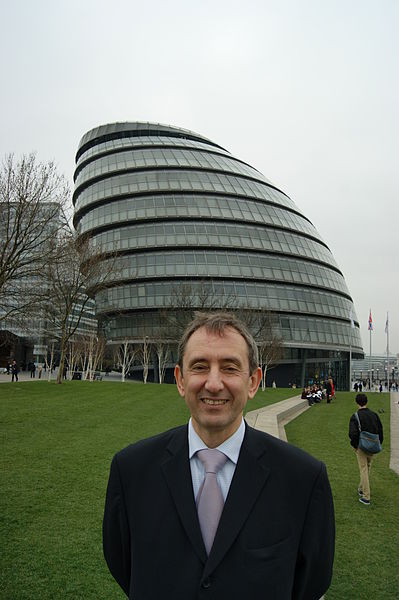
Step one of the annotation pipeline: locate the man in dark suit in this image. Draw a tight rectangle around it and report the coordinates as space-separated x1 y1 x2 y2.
103 312 335 599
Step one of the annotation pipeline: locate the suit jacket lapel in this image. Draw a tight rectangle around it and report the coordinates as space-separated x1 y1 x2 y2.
161 426 207 564
160 423 271 575
204 424 271 576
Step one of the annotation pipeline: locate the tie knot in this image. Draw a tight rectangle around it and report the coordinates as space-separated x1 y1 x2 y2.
197 448 228 473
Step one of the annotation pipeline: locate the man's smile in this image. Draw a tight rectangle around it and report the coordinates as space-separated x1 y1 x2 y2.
200 398 229 405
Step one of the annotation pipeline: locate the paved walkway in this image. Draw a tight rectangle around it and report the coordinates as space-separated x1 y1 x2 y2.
246 395 309 441
0 371 55 383
0 371 125 384
390 391 399 475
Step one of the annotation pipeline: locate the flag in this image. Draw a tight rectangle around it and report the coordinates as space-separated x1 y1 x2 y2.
349 308 355 328
385 312 389 334
368 310 373 331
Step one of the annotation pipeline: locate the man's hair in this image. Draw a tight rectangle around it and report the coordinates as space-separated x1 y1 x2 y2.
356 393 368 406
177 311 259 373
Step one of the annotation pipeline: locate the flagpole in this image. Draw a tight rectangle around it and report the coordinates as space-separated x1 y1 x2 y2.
349 307 354 391
386 312 390 392
369 315 372 390
349 342 352 392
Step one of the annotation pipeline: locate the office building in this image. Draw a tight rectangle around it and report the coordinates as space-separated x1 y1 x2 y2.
73 122 363 386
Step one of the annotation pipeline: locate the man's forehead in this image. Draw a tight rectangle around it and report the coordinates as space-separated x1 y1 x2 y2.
184 326 248 359
187 325 245 345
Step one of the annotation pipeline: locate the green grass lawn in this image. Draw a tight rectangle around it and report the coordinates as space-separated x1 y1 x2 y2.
286 391 399 600
1 383 397 599
0 381 297 599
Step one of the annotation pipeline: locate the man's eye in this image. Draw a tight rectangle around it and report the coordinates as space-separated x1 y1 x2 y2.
191 364 208 372
222 366 239 373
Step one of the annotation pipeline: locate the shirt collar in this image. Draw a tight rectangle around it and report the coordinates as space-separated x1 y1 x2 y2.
188 417 245 465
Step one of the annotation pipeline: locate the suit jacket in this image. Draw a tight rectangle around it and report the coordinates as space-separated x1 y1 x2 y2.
103 423 335 600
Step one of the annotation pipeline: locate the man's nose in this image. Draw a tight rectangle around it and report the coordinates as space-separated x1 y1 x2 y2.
204 368 224 392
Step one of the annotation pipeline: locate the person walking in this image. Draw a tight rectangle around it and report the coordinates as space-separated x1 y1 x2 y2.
11 360 19 382
348 393 383 506
30 362 36 378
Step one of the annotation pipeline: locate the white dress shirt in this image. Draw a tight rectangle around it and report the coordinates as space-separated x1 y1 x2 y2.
188 417 245 502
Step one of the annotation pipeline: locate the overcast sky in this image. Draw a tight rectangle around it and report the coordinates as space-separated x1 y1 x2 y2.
1 0 397 355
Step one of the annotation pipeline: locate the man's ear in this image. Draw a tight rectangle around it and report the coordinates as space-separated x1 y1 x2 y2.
174 365 185 397
248 367 262 399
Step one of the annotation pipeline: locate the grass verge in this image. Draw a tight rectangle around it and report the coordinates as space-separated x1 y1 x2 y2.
3 383 396 599
1 381 297 599
286 391 398 600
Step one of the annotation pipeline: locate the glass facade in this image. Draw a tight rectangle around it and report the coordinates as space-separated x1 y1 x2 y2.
73 122 363 387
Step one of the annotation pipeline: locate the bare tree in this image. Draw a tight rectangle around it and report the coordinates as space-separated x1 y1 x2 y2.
81 334 106 381
0 153 70 327
45 340 57 382
138 336 151 384
115 340 139 383
154 339 170 384
242 309 284 390
161 285 283 388
162 281 236 341
259 337 284 391
45 231 115 384
67 338 84 379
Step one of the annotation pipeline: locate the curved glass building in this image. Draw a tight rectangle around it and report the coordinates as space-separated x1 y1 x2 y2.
73 122 363 387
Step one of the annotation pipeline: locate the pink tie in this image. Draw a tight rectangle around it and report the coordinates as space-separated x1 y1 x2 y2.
196 449 228 555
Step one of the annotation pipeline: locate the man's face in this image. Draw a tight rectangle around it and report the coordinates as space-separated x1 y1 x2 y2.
175 326 261 446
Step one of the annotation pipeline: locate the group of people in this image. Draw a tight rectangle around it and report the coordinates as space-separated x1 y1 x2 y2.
301 377 335 405
5 361 44 381
27 361 43 379
377 381 398 392
301 384 324 405
354 380 398 393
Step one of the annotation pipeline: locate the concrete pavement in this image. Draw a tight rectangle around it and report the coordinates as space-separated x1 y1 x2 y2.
390 391 399 475
245 395 309 441
0 371 54 383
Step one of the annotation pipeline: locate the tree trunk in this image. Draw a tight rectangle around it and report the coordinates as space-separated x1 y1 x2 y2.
56 321 68 384
262 365 267 391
